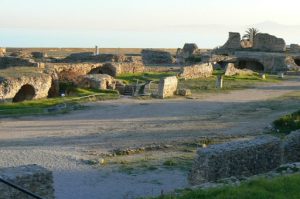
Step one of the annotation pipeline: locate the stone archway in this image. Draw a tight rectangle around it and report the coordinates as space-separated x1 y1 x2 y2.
236 59 264 72
294 58 300 66
88 63 117 77
12 84 35 102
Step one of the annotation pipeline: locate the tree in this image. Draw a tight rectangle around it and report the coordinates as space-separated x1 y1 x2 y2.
243 28 260 44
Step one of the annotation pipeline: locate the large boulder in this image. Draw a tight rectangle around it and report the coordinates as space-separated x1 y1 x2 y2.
179 63 213 79
225 63 254 76
141 49 173 65
253 33 286 52
80 74 115 90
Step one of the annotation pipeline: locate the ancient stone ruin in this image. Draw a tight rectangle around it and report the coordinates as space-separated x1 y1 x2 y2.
214 31 299 72
224 63 254 76
80 74 115 90
158 76 178 99
0 164 55 199
221 32 242 50
0 47 6 57
189 132 300 185
179 63 213 79
141 49 174 65
252 33 286 52
176 43 199 64
0 70 52 102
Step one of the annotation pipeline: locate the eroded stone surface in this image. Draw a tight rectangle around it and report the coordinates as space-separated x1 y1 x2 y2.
253 33 286 52
188 136 282 185
179 63 213 79
158 76 178 99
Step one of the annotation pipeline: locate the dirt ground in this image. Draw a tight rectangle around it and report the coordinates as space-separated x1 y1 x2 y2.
1 77 300 199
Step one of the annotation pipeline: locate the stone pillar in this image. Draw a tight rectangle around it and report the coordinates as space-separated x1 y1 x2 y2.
216 75 223 89
95 45 99 55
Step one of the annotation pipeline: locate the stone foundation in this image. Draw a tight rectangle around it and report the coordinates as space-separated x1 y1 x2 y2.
188 136 282 185
0 164 55 199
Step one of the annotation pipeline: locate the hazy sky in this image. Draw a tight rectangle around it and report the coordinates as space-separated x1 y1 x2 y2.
1 0 300 48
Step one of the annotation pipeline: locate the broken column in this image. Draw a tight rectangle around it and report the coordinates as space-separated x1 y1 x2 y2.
158 76 178 99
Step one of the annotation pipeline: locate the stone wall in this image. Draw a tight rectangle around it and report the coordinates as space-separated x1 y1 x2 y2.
283 130 300 163
220 32 241 50
188 136 282 185
0 72 52 102
290 44 300 53
179 63 213 79
142 49 174 65
0 164 55 199
158 76 178 99
253 33 286 52
0 57 36 69
234 51 288 72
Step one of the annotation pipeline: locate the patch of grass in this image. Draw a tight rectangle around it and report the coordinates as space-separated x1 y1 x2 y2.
180 74 281 94
116 72 178 84
273 110 300 135
149 174 300 199
0 88 119 117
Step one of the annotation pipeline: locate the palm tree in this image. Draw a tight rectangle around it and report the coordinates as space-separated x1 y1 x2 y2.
243 28 260 44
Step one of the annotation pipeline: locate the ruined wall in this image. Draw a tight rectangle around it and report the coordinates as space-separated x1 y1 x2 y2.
80 74 115 90
253 33 286 52
188 136 282 185
0 165 55 199
234 51 288 72
283 130 300 163
224 63 254 76
158 76 178 99
176 43 198 64
0 73 52 102
142 49 174 65
221 32 241 50
179 63 213 79
290 44 300 53
0 57 36 69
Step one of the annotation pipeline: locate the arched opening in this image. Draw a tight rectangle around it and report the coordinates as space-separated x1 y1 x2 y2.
13 84 35 103
88 63 116 77
89 67 103 74
236 59 264 72
294 58 300 66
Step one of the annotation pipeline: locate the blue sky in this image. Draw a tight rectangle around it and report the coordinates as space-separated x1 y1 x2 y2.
0 0 300 48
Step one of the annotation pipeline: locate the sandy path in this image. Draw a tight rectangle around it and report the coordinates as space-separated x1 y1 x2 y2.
1 77 300 199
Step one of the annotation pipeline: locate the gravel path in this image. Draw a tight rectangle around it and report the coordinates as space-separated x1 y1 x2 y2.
1 77 300 199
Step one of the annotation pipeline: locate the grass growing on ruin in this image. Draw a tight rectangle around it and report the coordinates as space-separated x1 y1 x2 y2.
273 110 300 135
0 88 119 117
149 174 300 199
180 74 281 94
